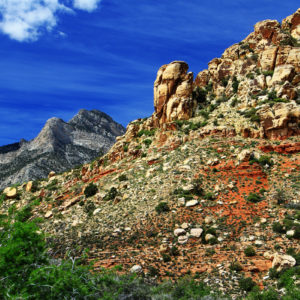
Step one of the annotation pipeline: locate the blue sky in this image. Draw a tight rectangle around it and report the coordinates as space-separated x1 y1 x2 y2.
0 0 299 146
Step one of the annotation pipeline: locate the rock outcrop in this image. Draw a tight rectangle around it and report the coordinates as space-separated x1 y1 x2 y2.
153 61 195 126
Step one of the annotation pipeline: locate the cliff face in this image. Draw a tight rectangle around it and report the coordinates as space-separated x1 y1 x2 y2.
0 109 125 189
104 9 300 163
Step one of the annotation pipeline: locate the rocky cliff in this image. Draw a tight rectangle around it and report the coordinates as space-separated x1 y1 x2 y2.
104 9 299 164
0 109 125 189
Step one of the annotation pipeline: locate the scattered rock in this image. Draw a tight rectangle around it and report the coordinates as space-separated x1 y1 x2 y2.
130 265 143 274
190 228 203 238
174 228 186 236
3 187 17 199
185 200 198 207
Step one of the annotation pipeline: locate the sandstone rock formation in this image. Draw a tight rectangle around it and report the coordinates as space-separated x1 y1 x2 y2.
153 61 195 126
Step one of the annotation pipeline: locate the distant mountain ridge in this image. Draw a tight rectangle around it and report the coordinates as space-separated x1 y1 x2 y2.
0 109 125 189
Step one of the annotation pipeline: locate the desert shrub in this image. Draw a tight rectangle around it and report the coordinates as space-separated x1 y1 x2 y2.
137 129 156 137
46 179 58 191
231 98 239 107
204 192 216 200
84 183 98 198
263 70 274 77
155 202 170 214
232 76 239 93
193 87 207 104
162 253 171 262
170 246 180 256
273 189 286 205
103 187 118 201
257 155 273 167
239 277 256 292
230 261 243 272
221 76 229 87
268 267 280 279
247 192 262 203
118 174 128 181
199 109 210 119
148 266 159 277
244 246 256 257
83 200 96 216
272 222 285 234
143 139 152 147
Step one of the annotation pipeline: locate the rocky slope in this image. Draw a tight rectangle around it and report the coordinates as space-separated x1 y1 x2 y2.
1 9 299 298
0 109 125 189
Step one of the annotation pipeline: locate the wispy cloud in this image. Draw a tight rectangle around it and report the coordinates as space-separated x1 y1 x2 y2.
0 0 102 42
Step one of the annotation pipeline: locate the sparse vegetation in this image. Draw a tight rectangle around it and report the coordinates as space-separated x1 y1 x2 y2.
84 182 98 198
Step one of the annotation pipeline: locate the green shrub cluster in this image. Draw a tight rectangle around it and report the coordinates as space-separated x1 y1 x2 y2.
155 202 170 214
84 182 98 198
137 129 156 137
246 192 262 203
244 246 256 257
103 187 118 201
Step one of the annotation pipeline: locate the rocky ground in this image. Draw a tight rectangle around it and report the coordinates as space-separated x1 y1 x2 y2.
1 8 300 299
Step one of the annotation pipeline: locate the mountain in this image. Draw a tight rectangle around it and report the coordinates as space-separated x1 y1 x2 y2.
1 9 299 298
0 109 125 189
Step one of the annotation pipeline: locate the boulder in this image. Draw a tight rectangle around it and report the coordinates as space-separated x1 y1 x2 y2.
3 187 17 199
190 228 203 238
185 200 199 207
174 228 186 236
48 171 56 178
205 233 215 242
26 181 33 192
130 265 143 274
178 235 189 244
272 253 296 272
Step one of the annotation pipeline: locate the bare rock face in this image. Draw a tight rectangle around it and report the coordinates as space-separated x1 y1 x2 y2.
258 102 300 139
0 109 125 189
153 61 195 126
282 8 300 40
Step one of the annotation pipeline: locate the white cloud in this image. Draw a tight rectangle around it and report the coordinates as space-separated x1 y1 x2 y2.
0 0 102 42
73 0 101 12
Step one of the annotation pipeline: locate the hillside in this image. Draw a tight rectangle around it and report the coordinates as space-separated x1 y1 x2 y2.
1 8 300 299
0 109 125 189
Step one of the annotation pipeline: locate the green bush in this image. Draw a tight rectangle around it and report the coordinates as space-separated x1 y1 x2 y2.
0 221 47 296
118 174 128 181
84 183 98 198
155 202 170 214
247 192 262 203
193 87 207 104
103 187 118 201
232 76 239 93
272 222 285 234
244 246 256 257
143 139 152 147
204 192 216 200
230 261 243 272
45 179 58 191
239 277 256 292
